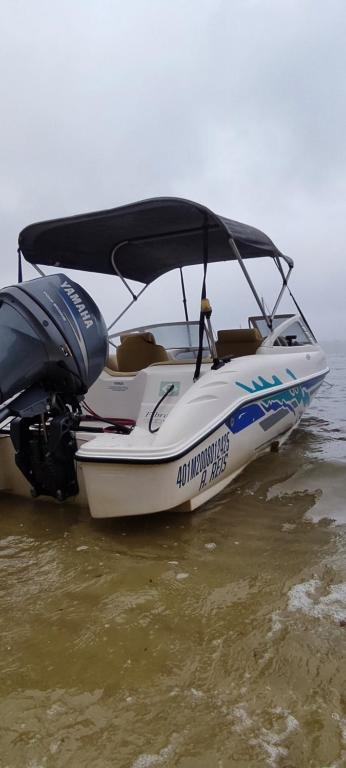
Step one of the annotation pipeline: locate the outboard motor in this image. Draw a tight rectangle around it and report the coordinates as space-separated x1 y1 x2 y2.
0 273 108 501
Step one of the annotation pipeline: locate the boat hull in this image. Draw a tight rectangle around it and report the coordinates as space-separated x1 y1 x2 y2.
0 356 328 518
79 367 327 518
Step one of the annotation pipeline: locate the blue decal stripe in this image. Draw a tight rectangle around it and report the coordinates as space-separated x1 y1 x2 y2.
227 371 326 435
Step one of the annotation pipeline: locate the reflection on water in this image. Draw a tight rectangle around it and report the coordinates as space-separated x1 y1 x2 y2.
0 356 346 767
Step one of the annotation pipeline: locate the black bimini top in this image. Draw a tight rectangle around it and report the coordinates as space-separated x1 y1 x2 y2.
19 197 291 285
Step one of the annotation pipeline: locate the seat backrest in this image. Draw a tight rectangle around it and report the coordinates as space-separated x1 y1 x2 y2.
116 332 169 372
105 353 118 372
216 328 262 358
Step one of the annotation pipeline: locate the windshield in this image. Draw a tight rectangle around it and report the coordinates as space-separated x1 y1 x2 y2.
249 314 314 346
113 321 207 350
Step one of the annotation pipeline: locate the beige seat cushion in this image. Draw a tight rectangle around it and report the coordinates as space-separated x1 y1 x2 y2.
216 328 262 358
150 357 212 366
105 353 118 372
103 368 137 378
120 331 156 344
116 332 169 372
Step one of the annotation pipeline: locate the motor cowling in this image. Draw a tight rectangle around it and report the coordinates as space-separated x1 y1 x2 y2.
0 274 108 501
0 273 108 403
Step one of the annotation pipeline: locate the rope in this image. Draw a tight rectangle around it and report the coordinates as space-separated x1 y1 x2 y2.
193 219 208 382
82 401 132 433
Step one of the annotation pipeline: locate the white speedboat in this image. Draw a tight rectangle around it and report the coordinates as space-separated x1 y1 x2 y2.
0 198 328 517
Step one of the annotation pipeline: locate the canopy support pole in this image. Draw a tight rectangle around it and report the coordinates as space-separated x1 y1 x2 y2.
179 267 189 322
108 241 150 334
228 237 272 330
273 257 316 340
17 249 23 282
110 242 137 300
107 283 149 335
32 263 45 277
270 259 293 319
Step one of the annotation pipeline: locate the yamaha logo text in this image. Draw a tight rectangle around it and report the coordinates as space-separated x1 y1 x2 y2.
61 281 94 329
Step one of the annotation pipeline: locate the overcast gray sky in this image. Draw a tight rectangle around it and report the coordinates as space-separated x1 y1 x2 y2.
1 0 345 339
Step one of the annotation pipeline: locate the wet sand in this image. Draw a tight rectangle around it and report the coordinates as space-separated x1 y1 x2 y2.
0 355 345 767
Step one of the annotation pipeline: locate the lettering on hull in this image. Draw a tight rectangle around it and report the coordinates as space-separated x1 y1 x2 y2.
176 432 230 492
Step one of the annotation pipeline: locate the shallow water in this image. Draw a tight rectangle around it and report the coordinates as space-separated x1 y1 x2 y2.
0 355 345 768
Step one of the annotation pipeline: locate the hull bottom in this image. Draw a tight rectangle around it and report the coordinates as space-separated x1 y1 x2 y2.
0 424 293 518
80 423 297 519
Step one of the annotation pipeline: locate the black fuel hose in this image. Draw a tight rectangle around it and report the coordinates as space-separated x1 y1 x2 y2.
148 384 174 434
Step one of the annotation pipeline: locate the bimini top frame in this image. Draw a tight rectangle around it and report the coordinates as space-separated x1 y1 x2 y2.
18 196 294 331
